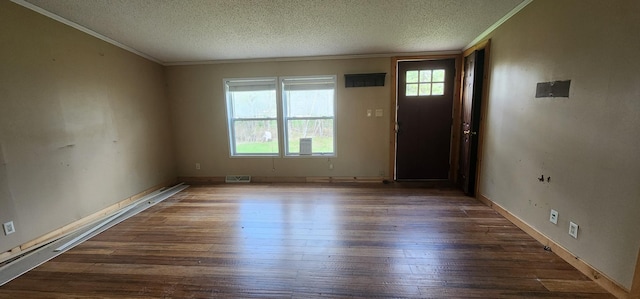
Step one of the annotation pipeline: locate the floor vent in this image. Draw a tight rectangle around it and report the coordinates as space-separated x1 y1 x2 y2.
225 175 251 183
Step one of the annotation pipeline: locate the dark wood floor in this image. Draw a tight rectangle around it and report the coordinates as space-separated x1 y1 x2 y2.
0 184 614 298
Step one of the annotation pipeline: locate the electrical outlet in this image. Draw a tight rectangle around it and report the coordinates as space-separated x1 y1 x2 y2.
569 221 578 238
3 221 15 235
195 163 201 170
549 209 558 224
329 163 333 170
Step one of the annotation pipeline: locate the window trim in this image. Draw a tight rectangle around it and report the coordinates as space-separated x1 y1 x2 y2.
280 75 337 157
224 77 280 157
223 75 337 158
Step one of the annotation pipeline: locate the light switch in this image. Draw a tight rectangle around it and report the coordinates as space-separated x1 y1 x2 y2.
375 109 383 117
367 109 372 117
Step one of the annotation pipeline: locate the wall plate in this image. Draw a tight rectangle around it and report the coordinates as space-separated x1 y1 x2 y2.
549 209 558 224
3 221 15 235
569 221 578 239
535 80 571 98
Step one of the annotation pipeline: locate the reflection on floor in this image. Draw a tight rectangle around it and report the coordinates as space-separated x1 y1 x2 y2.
0 183 614 298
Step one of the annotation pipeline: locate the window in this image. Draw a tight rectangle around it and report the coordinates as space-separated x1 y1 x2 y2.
405 69 445 96
225 78 279 156
224 75 336 157
282 76 336 156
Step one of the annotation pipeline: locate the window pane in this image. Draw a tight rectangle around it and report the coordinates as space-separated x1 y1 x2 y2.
226 78 279 156
406 70 419 83
406 83 418 96
285 89 334 117
432 83 445 95
233 119 279 154
418 83 431 96
231 90 277 118
282 75 336 156
419 70 432 83
287 119 334 154
432 69 445 82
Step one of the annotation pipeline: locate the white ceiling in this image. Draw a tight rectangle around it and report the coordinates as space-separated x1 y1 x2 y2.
17 0 527 65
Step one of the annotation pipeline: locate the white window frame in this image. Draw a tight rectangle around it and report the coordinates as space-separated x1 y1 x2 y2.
224 77 279 157
224 75 337 158
281 75 337 157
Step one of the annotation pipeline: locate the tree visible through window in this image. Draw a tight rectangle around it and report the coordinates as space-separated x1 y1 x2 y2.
406 69 445 96
224 76 336 157
282 76 336 155
225 78 279 156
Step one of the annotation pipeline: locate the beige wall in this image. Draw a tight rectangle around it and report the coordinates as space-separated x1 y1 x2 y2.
4 0 638 291
481 0 640 289
167 59 390 179
0 2 175 252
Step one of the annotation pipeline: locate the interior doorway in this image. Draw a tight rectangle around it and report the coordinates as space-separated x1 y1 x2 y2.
458 49 485 195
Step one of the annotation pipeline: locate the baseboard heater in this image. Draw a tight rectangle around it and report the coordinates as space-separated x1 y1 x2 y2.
0 183 189 286
225 175 251 183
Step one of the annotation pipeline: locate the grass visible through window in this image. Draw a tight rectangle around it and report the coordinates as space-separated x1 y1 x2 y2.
235 137 334 155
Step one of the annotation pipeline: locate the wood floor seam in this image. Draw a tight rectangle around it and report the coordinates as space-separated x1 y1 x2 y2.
0 184 616 298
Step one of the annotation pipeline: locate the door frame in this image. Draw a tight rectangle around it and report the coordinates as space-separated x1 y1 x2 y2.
459 39 491 196
389 54 462 181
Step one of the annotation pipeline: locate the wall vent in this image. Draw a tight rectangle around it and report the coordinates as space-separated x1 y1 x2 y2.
225 175 251 183
344 73 386 88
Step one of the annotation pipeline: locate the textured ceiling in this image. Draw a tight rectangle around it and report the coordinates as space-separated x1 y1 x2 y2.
20 0 525 64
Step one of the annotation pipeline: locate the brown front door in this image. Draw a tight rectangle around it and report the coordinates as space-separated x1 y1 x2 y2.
395 59 456 180
458 50 485 195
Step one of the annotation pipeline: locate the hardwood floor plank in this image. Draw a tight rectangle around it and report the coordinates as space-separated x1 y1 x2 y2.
539 279 612 293
0 184 615 298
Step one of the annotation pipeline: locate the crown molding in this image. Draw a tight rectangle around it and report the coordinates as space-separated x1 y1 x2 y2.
11 0 163 64
464 0 533 50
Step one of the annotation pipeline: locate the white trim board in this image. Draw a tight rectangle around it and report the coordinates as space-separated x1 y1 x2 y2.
11 0 529 66
0 183 189 286
10 0 162 64
8 0 462 67
164 51 463 66
464 0 534 50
